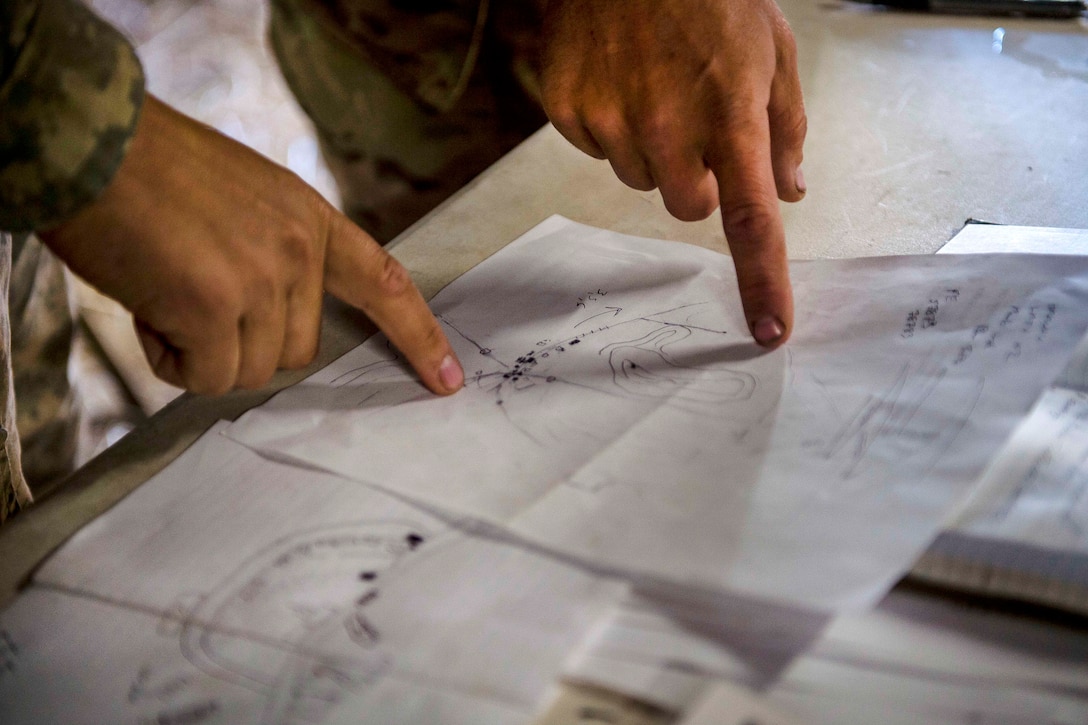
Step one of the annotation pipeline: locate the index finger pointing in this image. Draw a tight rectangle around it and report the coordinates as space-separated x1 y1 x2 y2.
323 211 463 395
707 111 794 349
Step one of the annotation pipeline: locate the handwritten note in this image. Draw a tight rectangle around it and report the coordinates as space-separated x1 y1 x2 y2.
226 217 1088 610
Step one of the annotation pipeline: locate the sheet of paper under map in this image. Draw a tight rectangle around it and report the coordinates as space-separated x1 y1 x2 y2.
7 423 621 725
227 216 1088 610
952 386 1088 554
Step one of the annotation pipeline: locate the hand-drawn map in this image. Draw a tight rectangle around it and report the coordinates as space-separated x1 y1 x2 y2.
3 426 619 725
227 216 1088 609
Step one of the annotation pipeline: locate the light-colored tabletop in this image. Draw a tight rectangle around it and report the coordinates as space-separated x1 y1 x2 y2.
2 0 1086 690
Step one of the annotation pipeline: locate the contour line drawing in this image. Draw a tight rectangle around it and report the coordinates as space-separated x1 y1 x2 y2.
154 521 433 725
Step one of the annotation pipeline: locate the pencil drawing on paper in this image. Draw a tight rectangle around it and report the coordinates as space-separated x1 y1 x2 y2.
134 521 431 725
811 362 985 483
324 299 760 438
275 295 774 486
457 310 756 410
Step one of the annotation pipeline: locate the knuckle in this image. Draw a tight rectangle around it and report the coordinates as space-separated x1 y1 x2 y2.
187 277 241 325
421 317 447 351
773 106 808 147
282 336 319 370
237 367 274 391
774 15 800 62
281 220 321 270
635 108 676 149
584 108 626 145
694 194 719 219
148 358 182 389
665 192 717 222
244 263 279 308
615 164 655 192
541 95 579 132
375 252 412 297
793 111 809 145
721 201 777 243
185 371 232 397
202 263 243 305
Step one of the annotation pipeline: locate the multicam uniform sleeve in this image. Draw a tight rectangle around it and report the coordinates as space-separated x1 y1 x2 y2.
0 0 145 232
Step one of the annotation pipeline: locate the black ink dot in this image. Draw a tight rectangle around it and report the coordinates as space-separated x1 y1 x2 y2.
503 373 511 379
359 571 377 581
480 348 491 355
570 339 581 345
630 363 638 369
406 533 424 549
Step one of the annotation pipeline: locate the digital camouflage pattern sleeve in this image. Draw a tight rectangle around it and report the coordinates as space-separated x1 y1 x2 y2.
0 0 145 523
0 0 145 232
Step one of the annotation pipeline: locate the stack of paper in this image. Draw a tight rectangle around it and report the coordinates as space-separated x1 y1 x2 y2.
227 216 1088 611
5 217 1088 724
912 223 1088 615
0 425 622 724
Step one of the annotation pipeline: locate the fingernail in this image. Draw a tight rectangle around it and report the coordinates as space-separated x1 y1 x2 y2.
753 316 785 345
438 354 464 391
795 166 807 195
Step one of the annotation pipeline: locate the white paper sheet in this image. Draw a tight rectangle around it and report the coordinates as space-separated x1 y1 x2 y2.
766 589 1088 725
562 588 827 711
20 423 623 724
0 589 533 725
227 216 1088 610
768 657 1088 725
564 586 1088 725
679 682 799 725
952 386 1088 553
939 223 1088 257
559 584 1088 725
905 222 1088 611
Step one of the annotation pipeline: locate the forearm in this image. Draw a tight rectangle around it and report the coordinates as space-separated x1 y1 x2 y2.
0 0 145 232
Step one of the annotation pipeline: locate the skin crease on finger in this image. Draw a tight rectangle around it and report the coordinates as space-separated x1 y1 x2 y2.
38 0 804 399
539 0 807 349
38 95 464 397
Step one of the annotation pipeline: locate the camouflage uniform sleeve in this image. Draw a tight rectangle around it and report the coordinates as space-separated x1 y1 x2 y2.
0 0 145 232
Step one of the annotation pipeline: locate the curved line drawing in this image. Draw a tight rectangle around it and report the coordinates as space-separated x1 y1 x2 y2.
444 305 754 413
328 359 406 389
165 521 431 725
319 303 759 452
602 327 756 410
